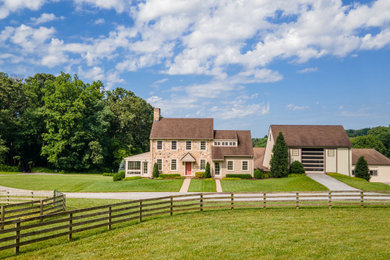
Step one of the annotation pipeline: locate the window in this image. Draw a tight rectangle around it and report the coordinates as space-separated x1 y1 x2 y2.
214 142 217 145
157 159 162 171
128 161 141 170
227 160 234 171
200 141 206 150
200 159 206 170
171 159 177 171
292 149 299 156
186 141 191 150
215 163 220 175
327 149 335 157
143 162 148 174
370 170 378 176
157 141 162 150
171 141 177 150
242 161 248 171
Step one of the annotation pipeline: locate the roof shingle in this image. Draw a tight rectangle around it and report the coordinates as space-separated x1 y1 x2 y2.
212 130 253 160
352 148 390 165
150 118 214 139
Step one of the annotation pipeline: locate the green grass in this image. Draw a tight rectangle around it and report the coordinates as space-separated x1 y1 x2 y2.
221 175 328 192
0 174 184 192
65 198 129 210
188 179 216 192
4 208 390 259
328 173 390 191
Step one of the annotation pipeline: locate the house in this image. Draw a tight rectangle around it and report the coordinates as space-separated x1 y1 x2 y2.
124 108 254 178
352 148 390 182
261 125 353 175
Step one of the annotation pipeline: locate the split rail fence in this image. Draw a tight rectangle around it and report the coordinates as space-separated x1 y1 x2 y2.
1 190 390 255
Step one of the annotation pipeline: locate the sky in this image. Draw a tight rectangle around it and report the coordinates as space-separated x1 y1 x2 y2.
0 0 389 137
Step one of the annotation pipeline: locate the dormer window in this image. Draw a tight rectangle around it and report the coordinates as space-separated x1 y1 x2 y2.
213 140 237 147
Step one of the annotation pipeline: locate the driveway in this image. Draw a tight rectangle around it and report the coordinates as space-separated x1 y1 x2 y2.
307 173 359 191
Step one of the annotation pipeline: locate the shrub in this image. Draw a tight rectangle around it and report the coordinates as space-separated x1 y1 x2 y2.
123 176 142 181
160 174 181 179
226 174 252 179
113 170 125 181
204 162 211 178
222 177 241 180
152 163 159 178
289 161 305 174
270 132 289 178
0 164 20 172
354 156 370 181
195 172 205 178
103 172 115 176
254 169 264 179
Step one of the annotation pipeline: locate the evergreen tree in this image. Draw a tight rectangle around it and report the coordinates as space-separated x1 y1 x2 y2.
204 162 211 178
354 156 370 181
152 163 159 178
270 132 289 178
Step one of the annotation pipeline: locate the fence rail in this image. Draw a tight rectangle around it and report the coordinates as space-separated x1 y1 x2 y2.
0 190 390 255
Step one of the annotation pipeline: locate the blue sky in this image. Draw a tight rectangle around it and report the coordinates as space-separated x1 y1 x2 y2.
0 0 389 137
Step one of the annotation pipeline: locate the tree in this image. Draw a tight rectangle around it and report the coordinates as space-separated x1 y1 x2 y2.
152 163 159 178
351 135 386 154
0 136 8 163
204 162 211 178
252 136 268 147
354 156 370 181
270 132 289 178
289 161 305 174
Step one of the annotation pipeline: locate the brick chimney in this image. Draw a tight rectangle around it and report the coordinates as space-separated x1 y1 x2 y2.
153 108 161 121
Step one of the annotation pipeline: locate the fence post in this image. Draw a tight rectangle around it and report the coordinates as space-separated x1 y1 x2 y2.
1 205 4 230
328 191 332 209
6 191 9 205
15 219 20 254
360 191 364 208
263 192 267 209
200 194 203 212
108 206 112 230
68 213 73 241
170 196 173 216
30 192 34 207
139 201 143 222
40 199 43 222
296 192 299 210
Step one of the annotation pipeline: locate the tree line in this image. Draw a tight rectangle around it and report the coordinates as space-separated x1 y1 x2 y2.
0 72 153 172
347 126 390 158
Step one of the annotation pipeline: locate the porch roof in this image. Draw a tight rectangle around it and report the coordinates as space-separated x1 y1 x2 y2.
181 153 196 162
124 152 150 161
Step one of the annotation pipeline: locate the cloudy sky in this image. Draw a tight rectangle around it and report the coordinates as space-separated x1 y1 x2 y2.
1 0 389 137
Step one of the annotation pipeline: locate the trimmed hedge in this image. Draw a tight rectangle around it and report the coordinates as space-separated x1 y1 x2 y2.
159 174 182 179
225 174 252 179
113 170 125 181
195 172 205 178
254 169 263 179
124 176 142 181
222 177 241 180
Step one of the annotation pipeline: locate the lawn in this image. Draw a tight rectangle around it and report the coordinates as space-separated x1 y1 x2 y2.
328 173 390 191
188 179 216 192
221 175 328 192
0 174 184 192
3 207 390 259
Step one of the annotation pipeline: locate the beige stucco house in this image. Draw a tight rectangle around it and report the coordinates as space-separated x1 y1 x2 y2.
124 108 254 178
352 148 390 182
260 125 353 175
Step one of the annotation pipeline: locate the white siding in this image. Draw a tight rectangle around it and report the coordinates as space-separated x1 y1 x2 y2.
337 148 351 176
289 148 301 163
325 149 337 173
353 165 390 183
263 129 274 169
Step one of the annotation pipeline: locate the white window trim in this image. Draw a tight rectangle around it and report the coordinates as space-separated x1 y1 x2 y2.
186 140 192 150
200 141 206 150
292 149 299 156
156 159 163 171
170 158 177 171
215 162 220 175
241 160 249 171
227 160 234 171
157 140 163 150
327 149 335 157
143 162 148 174
171 140 177 150
199 159 206 171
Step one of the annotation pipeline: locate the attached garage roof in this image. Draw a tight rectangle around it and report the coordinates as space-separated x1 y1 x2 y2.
150 118 214 139
352 148 390 165
212 130 253 160
270 125 352 148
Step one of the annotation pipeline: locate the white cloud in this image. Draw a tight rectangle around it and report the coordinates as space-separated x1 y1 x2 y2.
297 67 318 74
94 18 105 25
0 0 47 19
74 0 128 13
153 78 168 85
31 13 64 25
287 104 309 111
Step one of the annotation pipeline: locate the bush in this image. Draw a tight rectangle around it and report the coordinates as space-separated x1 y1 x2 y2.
270 132 289 178
113 170 125 181
0 164 20 172
152 163 159 178
254 169 264 179
354 156 370 181
103 172 115 176
195 172 205 178
204 162 211 178
222 177 241 180
289 161 305 174
226 174 252 179
160 174 181 179
123 176 142 181
31 167 56 173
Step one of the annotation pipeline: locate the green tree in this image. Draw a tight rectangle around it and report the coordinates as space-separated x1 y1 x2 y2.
270 132 289 178
205 162 211 178
0 136 8 163
351 135 386 154
152 163 159 178
252 136 268 147
354 156 370 181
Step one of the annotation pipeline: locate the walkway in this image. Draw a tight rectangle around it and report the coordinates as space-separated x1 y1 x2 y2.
216 179 222 192
179 178 191 192
307 173 359 191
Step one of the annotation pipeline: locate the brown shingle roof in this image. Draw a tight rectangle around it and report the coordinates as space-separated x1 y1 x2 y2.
150 118 214 139
254 147 267 170
270 125 352 148
212 130 253 160
352 149 390 165
214 130 237 139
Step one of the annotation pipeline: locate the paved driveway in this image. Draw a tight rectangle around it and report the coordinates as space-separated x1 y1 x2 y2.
307 173 358 191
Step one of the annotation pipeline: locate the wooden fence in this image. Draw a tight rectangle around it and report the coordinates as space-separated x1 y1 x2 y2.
0 190 66 223
0 190 390 255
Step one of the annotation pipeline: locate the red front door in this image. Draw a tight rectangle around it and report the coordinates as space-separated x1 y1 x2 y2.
185 162 191 175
